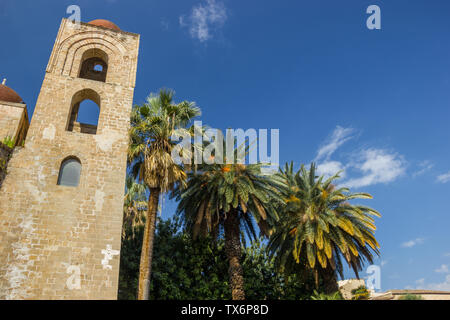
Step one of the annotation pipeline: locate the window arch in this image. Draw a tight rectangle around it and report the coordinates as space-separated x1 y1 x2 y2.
57 157 82 187
67 89 101 134
79 48 109 82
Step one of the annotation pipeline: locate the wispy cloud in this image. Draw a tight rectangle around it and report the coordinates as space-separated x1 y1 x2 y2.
343 149 406 189
316 161 346 179
180 0 227 42
408 275 450 291
315 126 355 161
444 252 450 257
437 171 450 183
401 237 425 248
313 126 406 188
413 160 434 178
415 278 425 286
435 264 449 274
381 260 388 267
427 275 450 290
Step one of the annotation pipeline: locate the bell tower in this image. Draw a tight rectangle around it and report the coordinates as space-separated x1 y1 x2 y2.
0 18 140 299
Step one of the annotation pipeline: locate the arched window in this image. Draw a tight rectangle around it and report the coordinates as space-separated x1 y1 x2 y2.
67 89 101 134
57 157 81 187
76 99 100 126
79 49 108 82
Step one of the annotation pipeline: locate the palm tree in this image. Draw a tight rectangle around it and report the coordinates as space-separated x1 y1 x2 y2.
122 174 147 240
173 162 283 300
128 89 200 300
268 163 381 294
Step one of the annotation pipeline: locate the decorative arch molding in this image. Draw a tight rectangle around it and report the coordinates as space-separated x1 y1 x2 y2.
47 31 131 86
48 31 127 71
63 39 118 74
66 42 115 79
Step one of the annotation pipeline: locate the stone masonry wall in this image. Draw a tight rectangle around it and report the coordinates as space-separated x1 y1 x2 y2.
0 19 140 300
0 101 29 146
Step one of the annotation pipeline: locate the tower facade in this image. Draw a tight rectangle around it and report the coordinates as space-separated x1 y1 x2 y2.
0 18 140 299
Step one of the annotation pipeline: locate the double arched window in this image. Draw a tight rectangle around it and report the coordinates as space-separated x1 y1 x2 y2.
57 157 82 187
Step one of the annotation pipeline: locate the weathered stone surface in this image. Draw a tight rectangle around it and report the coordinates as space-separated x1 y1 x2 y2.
338 279 366 300
0 18 140 300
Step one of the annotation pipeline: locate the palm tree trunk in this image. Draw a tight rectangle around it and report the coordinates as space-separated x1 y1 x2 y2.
322 265 339 294
224 210 245 300
137 187 160 300
314 270 319 290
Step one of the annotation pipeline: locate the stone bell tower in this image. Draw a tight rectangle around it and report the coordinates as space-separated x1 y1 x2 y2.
0 18 140 299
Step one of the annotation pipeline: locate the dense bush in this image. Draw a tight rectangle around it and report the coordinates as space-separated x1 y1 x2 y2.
118 216 315 300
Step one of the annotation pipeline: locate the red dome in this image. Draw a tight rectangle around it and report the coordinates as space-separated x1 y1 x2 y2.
0 84 23 104
88 19 120 31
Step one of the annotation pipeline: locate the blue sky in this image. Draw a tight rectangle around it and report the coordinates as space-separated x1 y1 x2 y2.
2 0 450 292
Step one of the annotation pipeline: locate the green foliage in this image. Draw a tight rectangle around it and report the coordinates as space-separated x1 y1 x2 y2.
242 239 316 300
172 157 286 299
150 217 231 300
127 89 201 298
351 285 370 300
1 136 15 149
269 162 381 287
172 161 284 241
118 217 315 300
398 294 424 300
122 175 147 239
118 223 144 300
119 216 230 300
128 89 200 192
310 290 343 300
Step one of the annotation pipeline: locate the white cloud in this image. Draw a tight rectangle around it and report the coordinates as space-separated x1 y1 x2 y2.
435 264 449 274
415 278 425 286
413 160 434 178
180 0 227 42
427 275 450 290
401 237 424 248
316 161 346 179
343 149 406 188
313 126 406 188
409 275 450 291
437 171 450 183
315 126 355 161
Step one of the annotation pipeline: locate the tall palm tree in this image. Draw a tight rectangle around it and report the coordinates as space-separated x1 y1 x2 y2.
128 89 200 300
173 162 283 300
122 174 147 240
268 163 381 294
